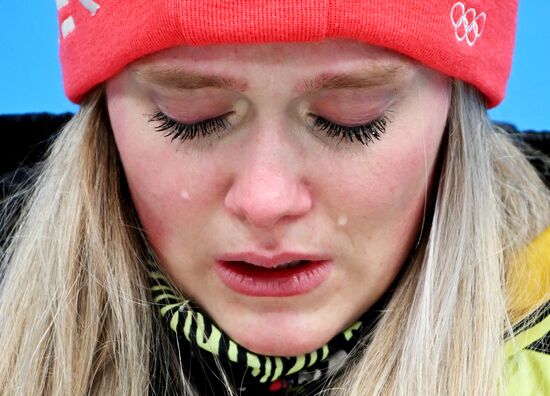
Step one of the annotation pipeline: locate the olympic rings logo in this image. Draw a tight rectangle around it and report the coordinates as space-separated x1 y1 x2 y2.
451 2 487 46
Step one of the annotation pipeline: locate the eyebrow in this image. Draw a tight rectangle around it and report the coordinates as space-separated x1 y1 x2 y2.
132 62 411 93
132 67 249 92
298 63 411 93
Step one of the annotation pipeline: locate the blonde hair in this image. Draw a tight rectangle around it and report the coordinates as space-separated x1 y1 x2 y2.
0 82 548 395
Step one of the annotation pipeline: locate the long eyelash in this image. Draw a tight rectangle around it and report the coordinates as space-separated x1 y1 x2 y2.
312 115 390 146
148 110 231 142
148 109 390 146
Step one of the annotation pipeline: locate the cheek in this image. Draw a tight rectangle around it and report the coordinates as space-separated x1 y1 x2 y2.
377 143 434 238
123 152 224 259
107 93 223 256
331 142 434 222
359 88 447 224
125 163 183 253
326 105 446 244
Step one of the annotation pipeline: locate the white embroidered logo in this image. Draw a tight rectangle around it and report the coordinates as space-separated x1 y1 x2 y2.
451 2 486 46
56 0 101 38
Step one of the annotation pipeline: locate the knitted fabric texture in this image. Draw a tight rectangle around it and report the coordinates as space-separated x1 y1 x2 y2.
56 1 517 107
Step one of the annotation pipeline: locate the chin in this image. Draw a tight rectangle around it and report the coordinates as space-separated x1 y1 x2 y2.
223 313 337 357
238 333 328 357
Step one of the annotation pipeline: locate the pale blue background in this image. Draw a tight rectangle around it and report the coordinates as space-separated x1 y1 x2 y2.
0 1 548 130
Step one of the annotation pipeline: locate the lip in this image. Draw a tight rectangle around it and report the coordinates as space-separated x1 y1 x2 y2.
214 252 333 297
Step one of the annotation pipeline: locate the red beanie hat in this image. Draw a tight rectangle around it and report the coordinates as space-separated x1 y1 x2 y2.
57 0 517 107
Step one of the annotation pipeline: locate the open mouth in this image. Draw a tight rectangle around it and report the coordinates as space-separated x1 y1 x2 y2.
214 259 332 297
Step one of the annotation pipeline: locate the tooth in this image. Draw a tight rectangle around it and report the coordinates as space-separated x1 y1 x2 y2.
277 260 304 269
241 260 309 268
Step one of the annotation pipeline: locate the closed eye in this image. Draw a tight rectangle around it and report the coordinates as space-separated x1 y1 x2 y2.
148 110 233 141
148 109 390 146
310 114 390 146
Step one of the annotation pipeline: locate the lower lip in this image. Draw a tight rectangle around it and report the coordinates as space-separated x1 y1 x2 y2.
214 260 332 297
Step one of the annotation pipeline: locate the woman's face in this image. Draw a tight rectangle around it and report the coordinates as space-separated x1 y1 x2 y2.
106 40 450 356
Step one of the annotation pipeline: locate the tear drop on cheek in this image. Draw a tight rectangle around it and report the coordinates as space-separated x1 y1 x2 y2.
337 215 348 227
180 191 190 201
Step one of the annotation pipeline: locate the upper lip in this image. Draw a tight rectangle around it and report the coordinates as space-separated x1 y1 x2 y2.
216 252 332 268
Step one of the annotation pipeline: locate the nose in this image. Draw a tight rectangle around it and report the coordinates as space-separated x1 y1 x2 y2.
224 141 312 230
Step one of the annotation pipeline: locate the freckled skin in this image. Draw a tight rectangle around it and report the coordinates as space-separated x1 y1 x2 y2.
106 40 450 356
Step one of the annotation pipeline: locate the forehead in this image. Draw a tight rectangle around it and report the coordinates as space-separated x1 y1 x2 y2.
130 39 417 92
138 39 409 64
